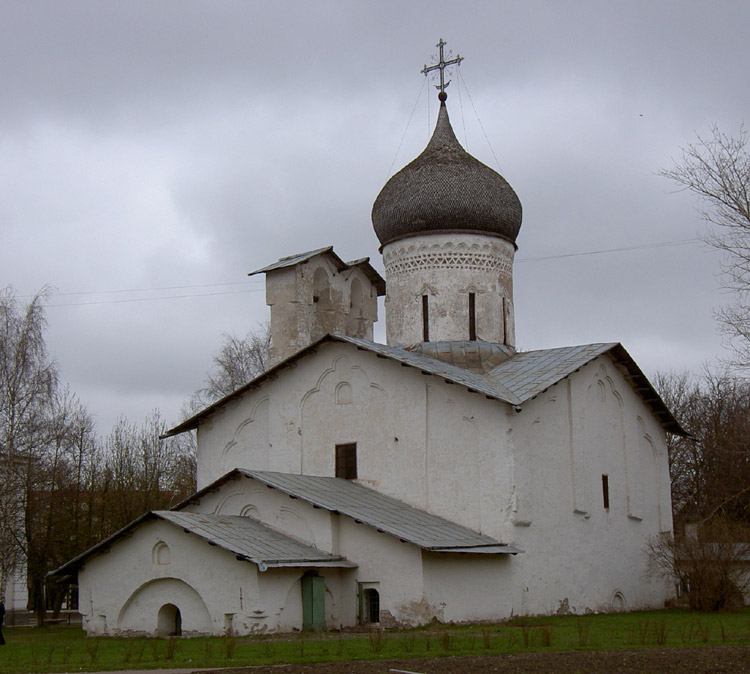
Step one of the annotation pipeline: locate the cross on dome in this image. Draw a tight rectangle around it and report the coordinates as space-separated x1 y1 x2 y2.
421 38 463 100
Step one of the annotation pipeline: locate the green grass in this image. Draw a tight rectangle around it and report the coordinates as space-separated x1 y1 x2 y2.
2 609 750 673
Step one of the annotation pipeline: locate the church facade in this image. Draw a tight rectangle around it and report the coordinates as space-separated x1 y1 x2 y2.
53 81 682 636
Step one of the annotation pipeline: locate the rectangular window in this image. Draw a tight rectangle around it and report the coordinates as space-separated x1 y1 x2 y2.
468 292 476 341
602 474 610 509
336 443 357 479
502 296 508 345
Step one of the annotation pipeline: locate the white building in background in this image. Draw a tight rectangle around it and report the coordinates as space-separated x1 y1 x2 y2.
52 72 684 636
1 451 30 616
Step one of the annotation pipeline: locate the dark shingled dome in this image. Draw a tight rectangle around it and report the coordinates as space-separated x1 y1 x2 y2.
372 102 522 247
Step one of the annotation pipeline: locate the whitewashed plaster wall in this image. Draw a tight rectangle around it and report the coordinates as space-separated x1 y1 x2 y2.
2 566 28 612
78 520 259 636
196 342 516 543
382 233 516 347
185 477 336 552
77 514 355 636
421 552 515 623
505 355 674 616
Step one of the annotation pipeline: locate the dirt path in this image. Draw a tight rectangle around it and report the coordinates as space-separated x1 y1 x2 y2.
207 646 750 673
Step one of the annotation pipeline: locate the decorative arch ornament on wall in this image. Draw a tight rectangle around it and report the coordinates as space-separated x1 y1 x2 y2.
152 541 171 566
222 396 271 460
117 577 212 635
335 381 353 405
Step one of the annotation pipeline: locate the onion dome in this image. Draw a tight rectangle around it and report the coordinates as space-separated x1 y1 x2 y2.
372 101 522 248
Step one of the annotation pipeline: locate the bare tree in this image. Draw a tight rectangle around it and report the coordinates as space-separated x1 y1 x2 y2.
660 125 750 365
648 519 750 611
1 287 198 620
0 287 57 457
0 287 57 619
101 411 196 531
655 369 750 525
193 323 271 406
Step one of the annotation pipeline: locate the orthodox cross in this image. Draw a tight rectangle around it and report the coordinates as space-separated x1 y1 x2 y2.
421 39 463 99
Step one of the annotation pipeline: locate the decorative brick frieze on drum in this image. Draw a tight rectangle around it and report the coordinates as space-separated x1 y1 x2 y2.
384 239 514 277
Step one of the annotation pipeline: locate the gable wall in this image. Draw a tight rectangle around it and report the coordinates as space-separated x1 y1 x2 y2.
196 342 516 541
505 354 673 615
78 519 259 636
184 475 338 552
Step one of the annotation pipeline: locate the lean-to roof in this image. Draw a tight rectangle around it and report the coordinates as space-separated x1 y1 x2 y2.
177 469 522 555
49 510 355 579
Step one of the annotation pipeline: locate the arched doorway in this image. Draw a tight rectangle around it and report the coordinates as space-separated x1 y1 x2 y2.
157 603 182 636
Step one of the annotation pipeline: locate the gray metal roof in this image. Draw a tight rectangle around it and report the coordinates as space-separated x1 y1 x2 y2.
372 102 522 248
154 511 356 568
487 343 617 403
49 509 355 578
237 470 521 553
163 335 686 438
248 247 385 295
334 335 522 403
248 246 335 275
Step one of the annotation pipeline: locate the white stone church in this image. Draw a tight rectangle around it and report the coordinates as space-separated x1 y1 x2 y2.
53 74 683 636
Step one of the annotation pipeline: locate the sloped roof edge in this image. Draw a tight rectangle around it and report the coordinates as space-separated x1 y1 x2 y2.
49 507 356 579
175 469 522 554
162 334 521 438
162 336 687 438
49 510 158 579
248 247 385 295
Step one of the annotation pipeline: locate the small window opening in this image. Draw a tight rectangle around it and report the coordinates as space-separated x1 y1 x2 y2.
502 297 508 345
336 443 357 479
363 588 380 623
422 295 430 342
468 292 476 341
602 474 610 509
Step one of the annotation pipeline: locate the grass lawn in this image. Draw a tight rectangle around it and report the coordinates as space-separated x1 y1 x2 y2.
1 608 750 673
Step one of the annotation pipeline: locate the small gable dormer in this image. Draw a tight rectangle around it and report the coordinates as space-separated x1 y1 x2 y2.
249 247 385 366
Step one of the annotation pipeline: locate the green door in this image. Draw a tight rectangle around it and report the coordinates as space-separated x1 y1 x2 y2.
301 574 325 631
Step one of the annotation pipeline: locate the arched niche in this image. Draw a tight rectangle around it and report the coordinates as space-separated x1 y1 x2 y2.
152 541 171 566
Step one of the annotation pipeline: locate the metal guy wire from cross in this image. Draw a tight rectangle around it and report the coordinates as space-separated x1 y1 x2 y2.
421 38 463 99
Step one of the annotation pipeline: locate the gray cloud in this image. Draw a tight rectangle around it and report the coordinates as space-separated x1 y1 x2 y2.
1 0 745 433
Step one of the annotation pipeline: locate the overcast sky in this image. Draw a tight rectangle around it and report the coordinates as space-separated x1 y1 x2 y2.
2 1 747 434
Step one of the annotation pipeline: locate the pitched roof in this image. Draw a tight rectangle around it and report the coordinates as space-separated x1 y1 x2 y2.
248 246 385 295
155 511 356 568
487 343 618 402
163 335 686 438
178 469 522 555
49 510 355 579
